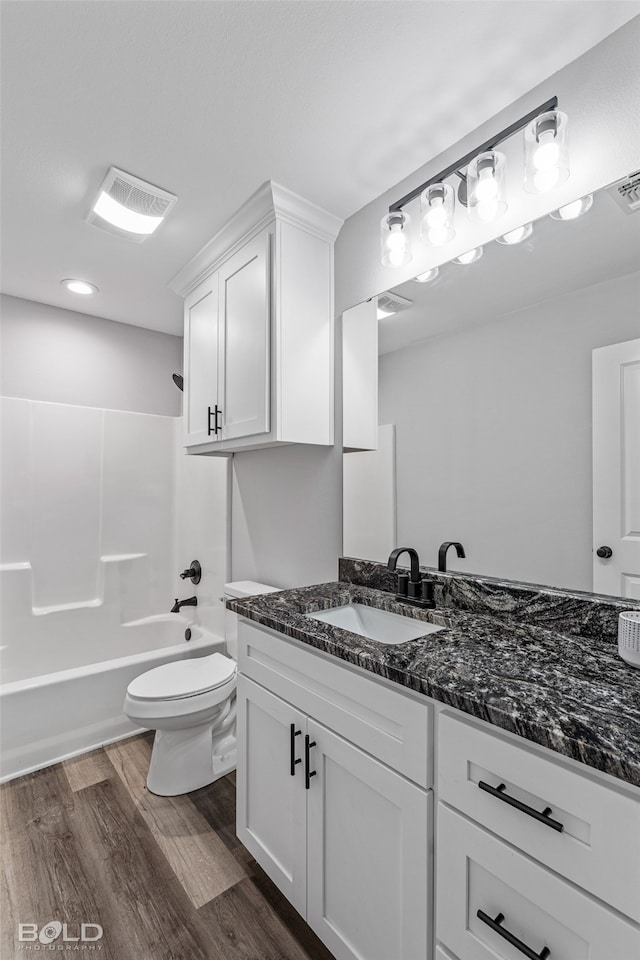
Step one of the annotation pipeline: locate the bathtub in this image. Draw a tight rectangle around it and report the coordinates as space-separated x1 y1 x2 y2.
0 613 225 782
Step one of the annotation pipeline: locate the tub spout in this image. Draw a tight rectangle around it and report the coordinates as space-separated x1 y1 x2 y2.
171 596 198 613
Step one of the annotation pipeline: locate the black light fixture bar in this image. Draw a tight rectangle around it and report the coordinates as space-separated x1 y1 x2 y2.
389 95 558 213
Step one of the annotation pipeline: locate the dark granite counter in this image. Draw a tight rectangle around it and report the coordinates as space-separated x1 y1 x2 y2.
229 580 640 789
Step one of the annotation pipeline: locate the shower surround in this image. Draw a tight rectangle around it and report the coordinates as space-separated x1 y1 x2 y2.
0 397 229 780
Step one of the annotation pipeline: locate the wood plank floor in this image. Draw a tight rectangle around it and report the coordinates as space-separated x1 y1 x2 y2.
0 734 334 960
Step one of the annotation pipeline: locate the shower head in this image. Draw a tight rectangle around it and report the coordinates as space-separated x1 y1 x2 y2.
172 373 184 392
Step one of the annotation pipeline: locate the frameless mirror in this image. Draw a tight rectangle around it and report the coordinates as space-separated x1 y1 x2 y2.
343 176 640 599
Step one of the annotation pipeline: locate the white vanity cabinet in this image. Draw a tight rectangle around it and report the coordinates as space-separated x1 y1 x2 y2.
236 617 640 960
170 181 342 455
236 621 432 960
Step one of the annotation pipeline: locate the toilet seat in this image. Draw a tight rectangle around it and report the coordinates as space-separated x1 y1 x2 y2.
127 653 236 702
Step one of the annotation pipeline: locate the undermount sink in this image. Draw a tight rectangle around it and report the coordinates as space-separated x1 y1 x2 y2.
306 603 444 645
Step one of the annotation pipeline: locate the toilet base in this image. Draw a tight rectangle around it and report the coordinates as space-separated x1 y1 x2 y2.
146 723 236 797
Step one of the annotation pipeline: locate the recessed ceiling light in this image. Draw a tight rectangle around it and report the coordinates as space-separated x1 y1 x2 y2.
549 194 594 221
452 247 483 265
496 222 534 245
413 267 439 283
87 166 177 242
61 279 99 295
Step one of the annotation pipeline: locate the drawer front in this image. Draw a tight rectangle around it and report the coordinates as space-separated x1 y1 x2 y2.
437 804 640 960
238 620 432 787
438 711 640 921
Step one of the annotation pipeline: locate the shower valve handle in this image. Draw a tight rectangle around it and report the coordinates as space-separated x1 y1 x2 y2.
179 560 201 584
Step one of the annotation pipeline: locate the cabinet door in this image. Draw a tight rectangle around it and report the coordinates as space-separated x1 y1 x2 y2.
218 232 270 441
236 676 307 915
306 720 430 960
183 274 220 446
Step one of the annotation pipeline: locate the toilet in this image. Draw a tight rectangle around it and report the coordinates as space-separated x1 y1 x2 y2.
123 580 279 796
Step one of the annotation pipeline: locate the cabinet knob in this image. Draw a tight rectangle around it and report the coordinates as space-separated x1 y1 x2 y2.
596 545 613 559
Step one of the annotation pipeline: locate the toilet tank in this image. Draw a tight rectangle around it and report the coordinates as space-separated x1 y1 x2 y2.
224 581 281 659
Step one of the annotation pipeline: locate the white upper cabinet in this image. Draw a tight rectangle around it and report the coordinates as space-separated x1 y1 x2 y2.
170 181 343 455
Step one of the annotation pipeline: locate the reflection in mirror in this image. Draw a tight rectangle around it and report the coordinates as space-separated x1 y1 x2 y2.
343 176 640 599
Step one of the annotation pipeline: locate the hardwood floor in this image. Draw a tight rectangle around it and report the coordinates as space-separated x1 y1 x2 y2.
0 734 334 960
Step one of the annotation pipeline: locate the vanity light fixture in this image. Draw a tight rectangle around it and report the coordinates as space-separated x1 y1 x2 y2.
524 110 569 194
496 222 534 245
452 247 483 265
549 194 594 221
420 183 455 246
87 167 177 242
60 278 99 295
413 267 439 283
382 96 565 266
467 151 508 223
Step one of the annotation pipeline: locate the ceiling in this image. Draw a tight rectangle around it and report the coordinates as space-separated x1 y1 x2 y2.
380 181 640 355
1 1 639 336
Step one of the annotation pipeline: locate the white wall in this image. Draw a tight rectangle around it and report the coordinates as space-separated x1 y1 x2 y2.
335 18 640 316
0 294 182 416
377 271 640 591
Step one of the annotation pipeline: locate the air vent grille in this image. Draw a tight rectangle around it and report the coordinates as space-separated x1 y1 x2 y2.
607 170 640 215
86 166 177 242
377 291 413 317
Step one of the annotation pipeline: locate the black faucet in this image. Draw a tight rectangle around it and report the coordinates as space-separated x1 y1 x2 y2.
387 547 437 609
438 541 466 572
171 596 198 613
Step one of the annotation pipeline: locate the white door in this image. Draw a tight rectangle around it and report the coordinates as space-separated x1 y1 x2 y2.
183 274 220 446
306 719 430 960
236 676 307 915
218 231 270 441
593 338 640 598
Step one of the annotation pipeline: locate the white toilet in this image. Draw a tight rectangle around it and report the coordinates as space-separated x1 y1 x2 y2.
123 580 279 796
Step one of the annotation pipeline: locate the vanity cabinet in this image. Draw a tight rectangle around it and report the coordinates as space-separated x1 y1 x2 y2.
236 617 640 960
236 622 432 960
170 181 342 455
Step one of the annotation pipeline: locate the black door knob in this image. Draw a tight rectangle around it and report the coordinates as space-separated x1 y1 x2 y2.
596 546 613 559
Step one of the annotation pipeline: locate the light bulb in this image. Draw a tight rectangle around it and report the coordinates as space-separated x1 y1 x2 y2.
452 247 483 265
475 169 499 203
533 131 560 170
414 268 439 283
387 224 405 249
550 194 594 221
427 226 452 245
61 279 99 295
497 222 533 245
426 198 447 228
388 247 405 266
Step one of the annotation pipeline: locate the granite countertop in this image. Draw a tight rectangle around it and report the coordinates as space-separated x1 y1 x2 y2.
228 581 640 789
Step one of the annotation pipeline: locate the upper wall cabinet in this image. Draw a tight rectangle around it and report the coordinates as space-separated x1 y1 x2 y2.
170 182 343 455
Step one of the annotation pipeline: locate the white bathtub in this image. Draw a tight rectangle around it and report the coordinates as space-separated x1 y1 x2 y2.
0 613 225 782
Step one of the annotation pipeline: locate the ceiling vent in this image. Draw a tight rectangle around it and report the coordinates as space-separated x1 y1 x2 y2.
606 170 640 216
377 291 413 319
86 167 177 242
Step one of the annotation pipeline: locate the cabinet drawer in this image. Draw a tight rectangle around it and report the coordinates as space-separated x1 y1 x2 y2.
238 620 432 787
437 804 640 960
438 711 640 921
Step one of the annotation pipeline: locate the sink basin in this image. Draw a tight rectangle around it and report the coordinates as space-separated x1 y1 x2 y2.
306 603 444 645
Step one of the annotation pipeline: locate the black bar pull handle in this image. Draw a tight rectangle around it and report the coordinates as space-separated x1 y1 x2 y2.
477 910 550 960
304 734 316 790
290 724 302 777
207 405 223 436
215 405 223 435
478 781 564 833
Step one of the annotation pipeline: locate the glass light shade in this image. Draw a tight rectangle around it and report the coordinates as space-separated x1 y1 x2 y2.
414 267 439 283
549 194 593 221
467 151 508 222
452 247 483 265
61 279 99 295
524 110 569 193
380 211 412 267
496 222 533 245
420 183 455 246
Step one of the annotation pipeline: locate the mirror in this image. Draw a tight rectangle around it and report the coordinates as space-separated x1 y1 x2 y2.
343 176 640 599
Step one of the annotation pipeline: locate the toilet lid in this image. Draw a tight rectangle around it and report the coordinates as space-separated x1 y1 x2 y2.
127 653 236 701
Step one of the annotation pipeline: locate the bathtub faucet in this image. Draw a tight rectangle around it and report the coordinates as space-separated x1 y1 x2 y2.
171 596 198 613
